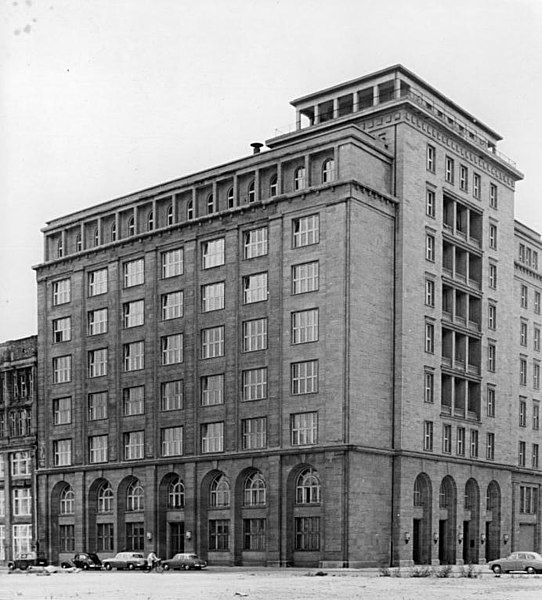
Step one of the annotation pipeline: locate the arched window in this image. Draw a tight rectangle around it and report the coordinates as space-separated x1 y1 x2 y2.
207 194 215 215
168 478 185 509
75 233 82 253
294 166 306 191
59 486 74 515
322 159 335 183
127 216 135 237
413 477 423 506
269 175 278 197
187 200 194 221
126 479 144 512
209 474 230 507
167 203 174 226
147 210 154 231
439 480 451 508
110 221 117 242
227 187 235 209
295 468 320 504
93 227 99 247
57 237 64 258
97 482 114 513
248 180 256 203
244 472 266 506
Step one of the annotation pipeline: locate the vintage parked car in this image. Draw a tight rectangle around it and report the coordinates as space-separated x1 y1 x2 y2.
162 553 207 570
102 551 147 571
61 552 102 570
488 551 542 574
7 552 48 571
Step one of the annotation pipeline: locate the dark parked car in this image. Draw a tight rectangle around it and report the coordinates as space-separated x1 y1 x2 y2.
102 551 147 570
61 552 102 570
7 552 48 571
488 551 542 574
162 553 207 570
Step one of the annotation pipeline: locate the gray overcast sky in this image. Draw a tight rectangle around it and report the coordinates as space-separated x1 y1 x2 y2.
1 0 541 340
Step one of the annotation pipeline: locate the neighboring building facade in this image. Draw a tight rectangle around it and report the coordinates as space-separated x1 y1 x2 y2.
34 65 537 567
0 336 38 564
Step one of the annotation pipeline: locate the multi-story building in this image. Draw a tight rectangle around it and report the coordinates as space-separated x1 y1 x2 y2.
0 336 38 564
34 65 535 568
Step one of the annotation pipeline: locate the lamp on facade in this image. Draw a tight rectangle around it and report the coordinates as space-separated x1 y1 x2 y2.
185 531 192 540
480 533 486 545
404 532 411 544
146 532 152 541
458 531 464 544
503 534 509 545
433 533 439 544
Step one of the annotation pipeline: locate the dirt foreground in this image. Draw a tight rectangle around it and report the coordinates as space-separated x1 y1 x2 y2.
2 567 542 600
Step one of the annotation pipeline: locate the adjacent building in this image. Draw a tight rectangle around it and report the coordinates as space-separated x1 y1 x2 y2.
0 336 38 564
33 65 539 567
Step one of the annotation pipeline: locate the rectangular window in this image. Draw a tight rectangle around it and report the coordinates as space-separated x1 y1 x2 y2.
89 435 108 463
535 327 541 352
0 491 4 519
488 344 496 373
53 396 71 425
292 308 319 344
243 518 266 551
521 284 528 308
161 380 183 411
97 523 114 552
162 248 184 278
489 224 497 249
460 165 468 191
470 429 479 458
291 412 317 445
242 417 267 449
489 263 497 289
291 360 318 395
442 424 452 454
242 318 267 352
486 433 495 461
473 173 481 199
53 279 71 305
423 421 433 451
487 386 495 418
88 308 108 335
293 214 319 248
53 439 72 466
243 272 268 304
12 488 32 516
124 431 144 460
488 304 497 330
202 238 225 269
126 522 145 551
490 183 498 208
520 321 528 346
88 268 108 296
11 451 30 476
292 261 319 294
445 156 454 184
88 348 108 378
519 441 526 467
425 279 435 307
161 426 183 457
123 386 144 416
426 188 435 217
295 517 320 551
425 322 434 353
424 370 434 403
88 391 108 420
161 334 183 365
12 524 32 556
243 227 268 259
535 362 541 390
162 291 183 320
59 524 75 553
426 233 435 261
534 402 540 430
123 341 144 371
242 368 267 401
123 258 144 287
123 300 144 328
202 282 225 312
53 317 71 343
533 444 539 469
520 486 538 514
53 355 71 383
535 292 541 314
209 519 230 551
201 422 224 453
201 326 224 359
201 374 224 406
520 357 527 385
426 144 435 173
456 427 465 456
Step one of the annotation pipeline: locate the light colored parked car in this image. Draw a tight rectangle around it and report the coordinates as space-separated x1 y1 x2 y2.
102 551 147 571
162 553 207 570
488 551 542 574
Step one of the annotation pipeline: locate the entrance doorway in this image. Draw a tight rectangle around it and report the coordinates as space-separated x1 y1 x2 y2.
413 519 421 564
169 522 185 556
462 521 470 563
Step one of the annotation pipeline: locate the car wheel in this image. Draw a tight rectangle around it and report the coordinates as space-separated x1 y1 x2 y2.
82 563 89 570
162 563 170 571
105 563 112 571
127 563 135 570
526 566 536 575
7 562 15 571
492 565 502 574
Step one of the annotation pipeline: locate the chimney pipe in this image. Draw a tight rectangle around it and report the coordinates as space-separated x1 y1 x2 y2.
251 142 264 155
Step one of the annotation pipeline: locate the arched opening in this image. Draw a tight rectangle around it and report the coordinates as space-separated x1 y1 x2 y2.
234 469 267 565
485 481 501 561
463 478 480 564
294 166 306 191
167 203 174 226
322 158 335 183
269 174 278 197
200 470 231 564
158 473 185 558
127 216 135 237
227 187 235 209
88 478 114 554
50 481 75 562
248 180 256 203
412 473 432 565
187 199 194 221
147 210 154 231
117 476 144 552
438 475 457 564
